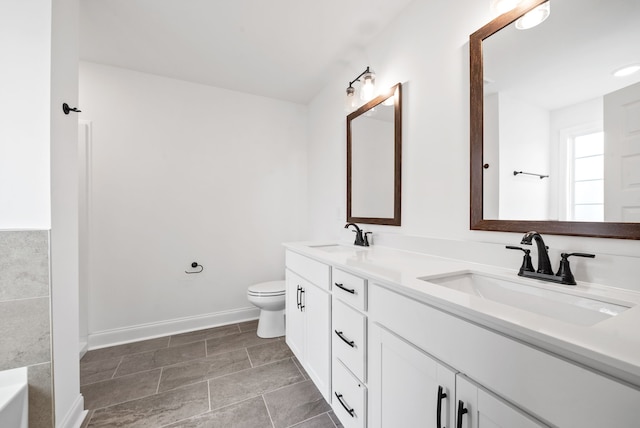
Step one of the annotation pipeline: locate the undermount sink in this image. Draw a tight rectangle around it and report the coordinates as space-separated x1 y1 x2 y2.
420 271 632 326
308 244 367 254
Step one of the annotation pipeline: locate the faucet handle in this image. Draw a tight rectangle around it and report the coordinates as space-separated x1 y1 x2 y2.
505 246 535 274
555 253 595 285
364 232 372 247
562 252 595 259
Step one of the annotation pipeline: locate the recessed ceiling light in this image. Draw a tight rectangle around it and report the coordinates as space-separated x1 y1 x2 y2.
515 3 550 30
613 64 640 77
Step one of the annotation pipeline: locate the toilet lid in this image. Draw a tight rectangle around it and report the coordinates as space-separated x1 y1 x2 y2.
248 280 286 296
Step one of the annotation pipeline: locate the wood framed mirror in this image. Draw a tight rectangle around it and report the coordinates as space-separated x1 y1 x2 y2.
347 83 402 226
470 0 640 239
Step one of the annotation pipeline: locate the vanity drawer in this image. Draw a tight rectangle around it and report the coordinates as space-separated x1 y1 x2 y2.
332 358 367 428
332 268 367 310
285 250 330 290
332 299 366 381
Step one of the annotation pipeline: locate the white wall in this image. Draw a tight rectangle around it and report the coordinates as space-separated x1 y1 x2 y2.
79 62 308 344
307 0 640 291
498 92 550 220
50 0 84 425
0 0 51 229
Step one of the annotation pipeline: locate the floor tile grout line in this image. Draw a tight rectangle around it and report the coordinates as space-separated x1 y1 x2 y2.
110 356 123 379
284 411 334 428
200 354 297 385
81 366 161 388
155 367 163 394
158 408 212 428
207 379 212 412
328 411 339 428
261 394 277 428
82 339 171 363
245 347 254 368
250 355 294 370
86 379 210 413
261 378 311 399
291 357 307 379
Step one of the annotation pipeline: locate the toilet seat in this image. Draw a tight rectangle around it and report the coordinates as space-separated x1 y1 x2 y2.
247 280 285 297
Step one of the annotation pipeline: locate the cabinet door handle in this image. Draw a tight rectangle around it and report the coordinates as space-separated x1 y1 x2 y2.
299 288 305 311
296 286 302 309
334 392 355 417
456 400 468 428
334 330 355 348
334 282 356 294
437 385 447 428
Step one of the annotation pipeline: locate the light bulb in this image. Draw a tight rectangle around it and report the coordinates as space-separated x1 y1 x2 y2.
360 71 376 101
515 2 550 30
345 85 358 112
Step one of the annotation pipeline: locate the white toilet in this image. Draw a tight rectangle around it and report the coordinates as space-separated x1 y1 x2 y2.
247 280 286 338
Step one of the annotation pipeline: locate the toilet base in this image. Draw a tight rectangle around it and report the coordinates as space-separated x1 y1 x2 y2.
257 309 285 338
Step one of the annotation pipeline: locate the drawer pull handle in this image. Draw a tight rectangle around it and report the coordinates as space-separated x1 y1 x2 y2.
335 282 356 294
456 400 468 428
334 392 355 417
437 385 447 428
334 330 355 348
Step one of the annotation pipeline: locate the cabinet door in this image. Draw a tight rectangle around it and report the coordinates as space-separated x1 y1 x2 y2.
369 323 456 428
285 269 304 360
455 375 547 428
304 281 331 400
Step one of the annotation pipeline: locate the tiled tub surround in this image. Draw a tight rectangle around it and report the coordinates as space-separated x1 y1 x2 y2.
80 320 343 427
0 230 54 428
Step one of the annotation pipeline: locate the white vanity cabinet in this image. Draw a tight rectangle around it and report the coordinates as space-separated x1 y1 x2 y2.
455 375 547 428
284 244 640 428
331 268 369 427
369 282 640 428
285 251 332 400
369 324 456 428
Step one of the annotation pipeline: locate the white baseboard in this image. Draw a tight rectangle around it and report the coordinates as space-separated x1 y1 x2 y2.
58 394 88 428
79 340 88 359
87 307 260 350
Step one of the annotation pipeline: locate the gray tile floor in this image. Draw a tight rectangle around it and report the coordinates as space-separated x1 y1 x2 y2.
80 320 343 428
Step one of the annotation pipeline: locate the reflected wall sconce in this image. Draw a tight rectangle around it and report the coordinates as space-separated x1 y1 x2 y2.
515 2 550 30
345 66 376 111
489 0 550 29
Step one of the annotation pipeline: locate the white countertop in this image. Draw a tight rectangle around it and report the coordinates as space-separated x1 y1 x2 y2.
284 241 640 387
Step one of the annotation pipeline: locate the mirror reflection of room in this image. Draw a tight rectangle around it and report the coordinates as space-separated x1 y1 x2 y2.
482 0 640 223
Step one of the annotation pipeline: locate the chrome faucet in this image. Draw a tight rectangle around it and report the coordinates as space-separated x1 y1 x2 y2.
344 223 369 246
520 231 553 275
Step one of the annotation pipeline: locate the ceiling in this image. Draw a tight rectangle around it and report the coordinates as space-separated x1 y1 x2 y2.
79 0 415 104
483 0 640 111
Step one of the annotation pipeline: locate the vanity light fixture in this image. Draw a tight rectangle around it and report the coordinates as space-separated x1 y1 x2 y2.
515 2 550 30
613 64 640 77
345 66 376 111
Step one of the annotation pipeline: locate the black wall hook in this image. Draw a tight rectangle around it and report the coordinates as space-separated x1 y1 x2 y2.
185 262 204 274
62 103 81 115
